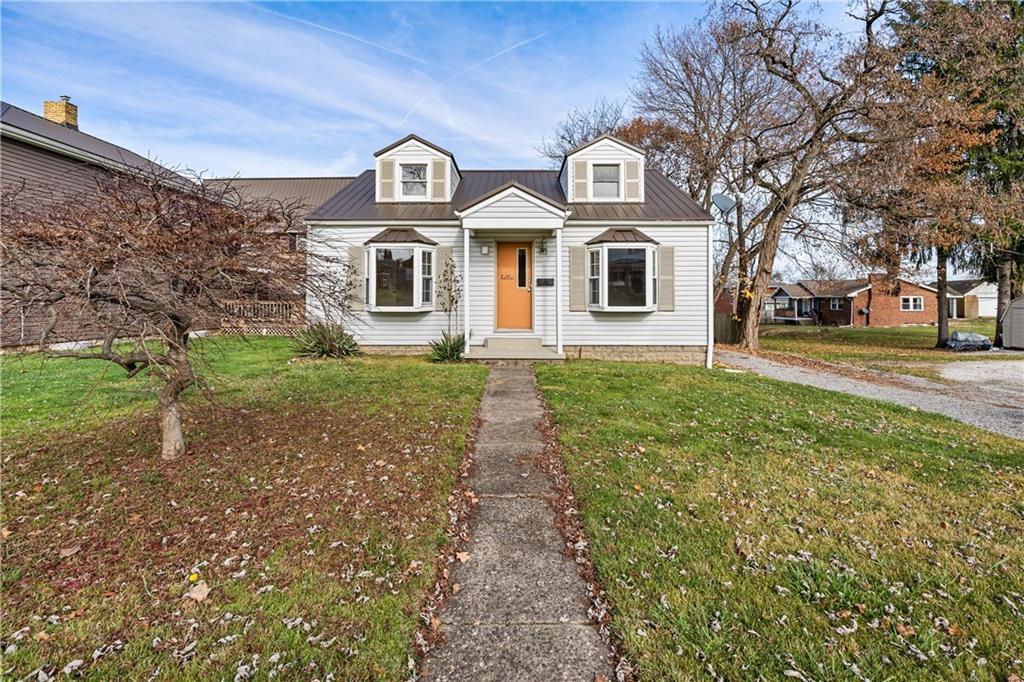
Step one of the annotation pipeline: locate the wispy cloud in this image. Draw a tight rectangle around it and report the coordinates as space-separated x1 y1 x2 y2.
1 2 708 174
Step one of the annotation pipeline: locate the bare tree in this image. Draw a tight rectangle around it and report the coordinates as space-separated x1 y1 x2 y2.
537 98 626 167
1 167 349 459
721 0 899 350
435 255 463 336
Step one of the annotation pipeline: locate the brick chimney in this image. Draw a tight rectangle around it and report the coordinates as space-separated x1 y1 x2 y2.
43 96 78 130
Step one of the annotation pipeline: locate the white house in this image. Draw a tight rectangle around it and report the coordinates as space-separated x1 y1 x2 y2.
928 278 999 318
305 134 715 365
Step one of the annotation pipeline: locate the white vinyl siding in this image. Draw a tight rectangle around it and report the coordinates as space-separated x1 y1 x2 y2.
306 223 709 348
376 139 449 202
566 138 644 203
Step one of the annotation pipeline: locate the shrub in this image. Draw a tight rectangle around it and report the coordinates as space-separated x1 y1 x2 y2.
429 332 466 363
293 322 361 359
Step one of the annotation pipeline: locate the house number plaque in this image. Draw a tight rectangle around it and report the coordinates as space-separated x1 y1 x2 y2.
535 278 555 287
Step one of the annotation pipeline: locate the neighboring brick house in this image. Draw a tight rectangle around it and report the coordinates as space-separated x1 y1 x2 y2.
0 98 185 348
204 177 354 335
768 274 939 327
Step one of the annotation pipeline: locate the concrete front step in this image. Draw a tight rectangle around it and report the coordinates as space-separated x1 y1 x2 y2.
484 335 543 350
465 347 565 360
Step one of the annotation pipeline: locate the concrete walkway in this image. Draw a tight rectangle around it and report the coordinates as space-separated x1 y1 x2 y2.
424 365 613 681
717 349 1024 440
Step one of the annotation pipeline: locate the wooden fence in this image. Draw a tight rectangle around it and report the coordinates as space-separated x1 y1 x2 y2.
714 313 741 345
220 299 304 336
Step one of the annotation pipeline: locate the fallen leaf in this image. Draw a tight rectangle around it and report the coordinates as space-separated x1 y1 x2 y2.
59 545 81 559
455 552 470 563
184 581 210 603
895 622 915 638
34 631 51 642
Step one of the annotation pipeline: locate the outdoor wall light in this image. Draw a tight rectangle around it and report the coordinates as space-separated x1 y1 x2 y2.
539 239 548 255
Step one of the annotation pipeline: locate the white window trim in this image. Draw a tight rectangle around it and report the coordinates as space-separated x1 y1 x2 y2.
585 243 657 312
397 162 430 201
587 161 624 202
829 298 843 311
366 243 435 312
776 296 791 309
421 250 434 306
900 295 924 312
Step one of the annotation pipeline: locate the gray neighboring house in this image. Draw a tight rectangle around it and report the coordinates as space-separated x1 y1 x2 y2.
926 278 998 319
0 97 184 347
204 176 355 335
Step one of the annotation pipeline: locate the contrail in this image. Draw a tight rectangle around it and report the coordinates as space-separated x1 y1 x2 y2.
399 29 554 125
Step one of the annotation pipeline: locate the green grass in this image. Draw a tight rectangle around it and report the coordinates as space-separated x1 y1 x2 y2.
759 319 1016 379
537 361 1024 681
1 337 488 680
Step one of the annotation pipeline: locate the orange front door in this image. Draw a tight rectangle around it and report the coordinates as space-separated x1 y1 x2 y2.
495 242 532 330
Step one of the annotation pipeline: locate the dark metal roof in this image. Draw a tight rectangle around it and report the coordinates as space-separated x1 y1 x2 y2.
364 227 437 245
0 101 182 180
565 134 644 157
585 227 658 245
374 133 454 159
205 177 354 217
308 168 713 223
457 180 566 212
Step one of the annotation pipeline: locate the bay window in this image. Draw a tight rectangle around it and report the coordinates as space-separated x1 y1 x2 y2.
586 244 658 311
367 244 434 310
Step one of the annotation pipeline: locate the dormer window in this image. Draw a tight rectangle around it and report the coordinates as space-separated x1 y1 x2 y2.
592 164 621 199
400 164 428 198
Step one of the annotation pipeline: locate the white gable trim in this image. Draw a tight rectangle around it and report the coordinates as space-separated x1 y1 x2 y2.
455 185 570 220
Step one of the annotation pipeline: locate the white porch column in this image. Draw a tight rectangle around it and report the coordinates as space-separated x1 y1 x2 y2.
555 227 564 355
463 226 471 342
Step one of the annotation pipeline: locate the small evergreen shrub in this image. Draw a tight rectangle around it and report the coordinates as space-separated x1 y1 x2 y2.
293 322 361 359
429 332 466 363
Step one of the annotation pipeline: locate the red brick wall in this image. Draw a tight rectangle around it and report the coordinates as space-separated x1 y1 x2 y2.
817 298 855 326
864 277 936 326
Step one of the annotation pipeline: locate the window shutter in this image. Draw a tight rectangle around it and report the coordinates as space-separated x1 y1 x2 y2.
379 160 395 201
657 246 675 312
431 159 446 202
573 160 587 201
434 245 452 311
348 245 366 311
625 160 640 201
569 246 586 312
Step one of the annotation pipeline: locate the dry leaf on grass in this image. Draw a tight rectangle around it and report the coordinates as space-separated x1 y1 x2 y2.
184 581 210 603
59 545 81 559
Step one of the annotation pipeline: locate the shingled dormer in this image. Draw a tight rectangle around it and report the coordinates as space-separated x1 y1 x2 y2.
374 134 460 204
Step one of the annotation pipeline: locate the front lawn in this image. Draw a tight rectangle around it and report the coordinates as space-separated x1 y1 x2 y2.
537 361 1024 681
1 337 488 680
759 319 1017 379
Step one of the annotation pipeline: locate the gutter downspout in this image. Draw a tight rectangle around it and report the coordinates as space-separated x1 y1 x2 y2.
706 222 714 369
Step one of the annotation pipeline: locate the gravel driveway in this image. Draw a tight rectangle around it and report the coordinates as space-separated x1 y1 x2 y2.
717 349 1024 440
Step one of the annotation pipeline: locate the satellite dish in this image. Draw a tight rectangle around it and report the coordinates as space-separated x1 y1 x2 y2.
712 193 737 214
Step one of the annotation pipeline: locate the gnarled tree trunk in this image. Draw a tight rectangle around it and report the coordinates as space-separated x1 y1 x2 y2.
994 251 1012 347
935 246 950 348
158 336 195 460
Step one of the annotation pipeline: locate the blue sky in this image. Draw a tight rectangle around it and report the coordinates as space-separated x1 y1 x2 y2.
1 1 726 177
